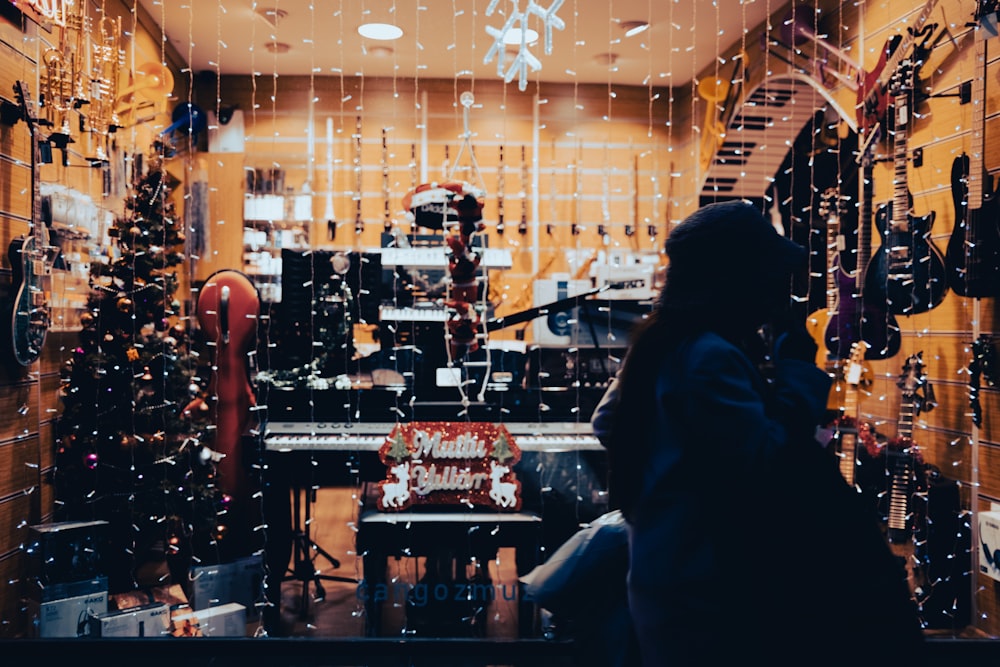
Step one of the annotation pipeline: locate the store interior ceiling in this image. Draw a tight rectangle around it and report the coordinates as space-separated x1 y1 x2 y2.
138 0 773 88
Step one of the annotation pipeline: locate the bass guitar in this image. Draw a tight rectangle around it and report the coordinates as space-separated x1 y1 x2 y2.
864 62 948 316
945 0 1000 297
856 0 939 133
8 81 55 366
196 270 261 558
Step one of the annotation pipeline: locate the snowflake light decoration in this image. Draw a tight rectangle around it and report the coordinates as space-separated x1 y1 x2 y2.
484 0 565 91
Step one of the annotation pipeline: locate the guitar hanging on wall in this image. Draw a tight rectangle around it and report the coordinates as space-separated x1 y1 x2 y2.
945 0 1000 297
883 351 933 544
853 139 902 360
855 0 939 134
8 81 56 366
863 60 948 316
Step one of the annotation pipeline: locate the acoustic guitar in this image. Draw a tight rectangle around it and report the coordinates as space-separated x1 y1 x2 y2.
196 270 261 557
945 0 1000 297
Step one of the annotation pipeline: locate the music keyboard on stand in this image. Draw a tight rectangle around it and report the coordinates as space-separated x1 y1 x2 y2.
378 247 514 269
264 421 603 452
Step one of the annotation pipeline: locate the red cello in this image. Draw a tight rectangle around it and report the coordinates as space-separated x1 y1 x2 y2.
196 269 260 557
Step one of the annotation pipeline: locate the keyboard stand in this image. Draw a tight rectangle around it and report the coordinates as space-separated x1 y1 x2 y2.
283 479 358 620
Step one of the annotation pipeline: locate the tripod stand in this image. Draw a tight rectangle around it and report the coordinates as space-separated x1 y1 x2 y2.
282 481 358 620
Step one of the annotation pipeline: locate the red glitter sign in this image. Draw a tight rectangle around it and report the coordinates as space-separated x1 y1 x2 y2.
376 422 522 511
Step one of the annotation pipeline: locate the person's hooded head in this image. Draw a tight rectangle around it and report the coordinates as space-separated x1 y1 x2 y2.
659 200 807 333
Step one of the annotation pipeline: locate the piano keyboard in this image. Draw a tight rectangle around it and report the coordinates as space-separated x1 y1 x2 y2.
379 305 449 322
378 246 513 269
264 421 602 453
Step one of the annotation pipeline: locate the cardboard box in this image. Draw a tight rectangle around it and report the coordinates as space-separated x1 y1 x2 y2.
188 554 263 621
27 588 108 637
28 575 107 603
979 511 1000 581
24 520 108 586
170 602 247 637
90 602 171 637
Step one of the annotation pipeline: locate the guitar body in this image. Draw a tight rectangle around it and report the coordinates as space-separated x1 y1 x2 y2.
856 43 891 132
865 203 948 316
824 259 902 361
946 153 1000 297
8 234 51 365
196 270 260 557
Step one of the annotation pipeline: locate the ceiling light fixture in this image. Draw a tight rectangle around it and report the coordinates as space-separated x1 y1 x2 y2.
620 20 649 37
358 22 403 40
502 27 539 45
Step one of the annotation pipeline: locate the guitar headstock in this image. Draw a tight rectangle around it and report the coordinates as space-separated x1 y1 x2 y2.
897 352 925 397
13 81 37 134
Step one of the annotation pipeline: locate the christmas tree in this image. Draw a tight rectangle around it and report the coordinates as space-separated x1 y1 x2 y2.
55 154 224 593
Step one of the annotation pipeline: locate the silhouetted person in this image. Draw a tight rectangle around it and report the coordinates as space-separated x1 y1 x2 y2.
593 201 924 666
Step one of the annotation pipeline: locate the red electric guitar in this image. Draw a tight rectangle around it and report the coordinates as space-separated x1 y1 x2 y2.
196 269 261 557
855 0 939 133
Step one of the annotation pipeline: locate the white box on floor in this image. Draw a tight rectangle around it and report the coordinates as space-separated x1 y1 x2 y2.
171 602 247 637
188 554 263 620
90 602 171 637
27 588 108 637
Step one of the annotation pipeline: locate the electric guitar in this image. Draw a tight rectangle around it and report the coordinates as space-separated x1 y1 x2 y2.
807 187 856 364
945 0 1000 297
884 352 932 544
827 341 874 487
864 62 948 316
196 269 261 557
856 0 939 133
8 81 55 366
854 140 902 360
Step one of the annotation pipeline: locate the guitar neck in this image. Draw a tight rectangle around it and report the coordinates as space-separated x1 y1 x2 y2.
891 88 911 231
857 154 875 290
968 23 988 211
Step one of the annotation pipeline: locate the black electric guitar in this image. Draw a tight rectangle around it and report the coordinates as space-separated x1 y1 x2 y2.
885 352 932 544
864 63 948 316
854 140 902 360
8 81 54 366
945 1 1000 297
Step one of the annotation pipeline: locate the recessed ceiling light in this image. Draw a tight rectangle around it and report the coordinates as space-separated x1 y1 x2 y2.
367 45 395 57
264 41 290 54
358 23 404 40
620 20 649 37
503 28 539 45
